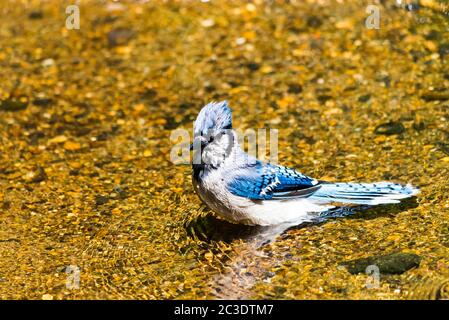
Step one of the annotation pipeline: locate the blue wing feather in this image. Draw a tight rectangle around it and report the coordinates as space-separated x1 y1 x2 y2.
227 162 320 200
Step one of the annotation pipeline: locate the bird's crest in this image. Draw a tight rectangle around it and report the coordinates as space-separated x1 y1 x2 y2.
194 101 232 136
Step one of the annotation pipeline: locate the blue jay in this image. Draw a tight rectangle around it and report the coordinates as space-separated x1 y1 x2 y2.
191 101 419 226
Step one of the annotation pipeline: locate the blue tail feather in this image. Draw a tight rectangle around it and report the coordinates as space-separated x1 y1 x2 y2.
310 182 419 205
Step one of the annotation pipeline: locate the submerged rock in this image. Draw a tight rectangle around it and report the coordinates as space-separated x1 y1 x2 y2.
288 84 303 94
32 98 53 107
317 95 332 103
112 185 127 199
436 142 449 156
341 252 422 275
95 195 109 206
358 94 371 103
420 91 449 102
107 28 134 47
412 121 426 131
28 11 44 20
23 167 47 183
0 99 27 111
306 16 322 28
439 43 449 57
245 62 260 72
374 121 405 135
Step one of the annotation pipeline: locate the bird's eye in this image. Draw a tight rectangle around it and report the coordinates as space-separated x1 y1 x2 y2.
208 135 214 143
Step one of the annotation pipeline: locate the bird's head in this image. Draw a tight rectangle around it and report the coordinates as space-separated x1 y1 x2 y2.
191 101 236 168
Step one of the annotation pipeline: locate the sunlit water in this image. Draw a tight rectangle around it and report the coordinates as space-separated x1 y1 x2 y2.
0 0 448 299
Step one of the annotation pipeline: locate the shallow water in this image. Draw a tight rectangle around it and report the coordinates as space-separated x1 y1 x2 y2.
0 0 448 299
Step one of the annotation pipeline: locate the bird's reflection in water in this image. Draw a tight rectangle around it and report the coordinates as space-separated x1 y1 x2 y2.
185 212 305 247
186 198 418 299
186 197 419 247
185 209 343 248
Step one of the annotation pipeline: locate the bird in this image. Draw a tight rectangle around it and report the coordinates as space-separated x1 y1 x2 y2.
190 100 419 226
